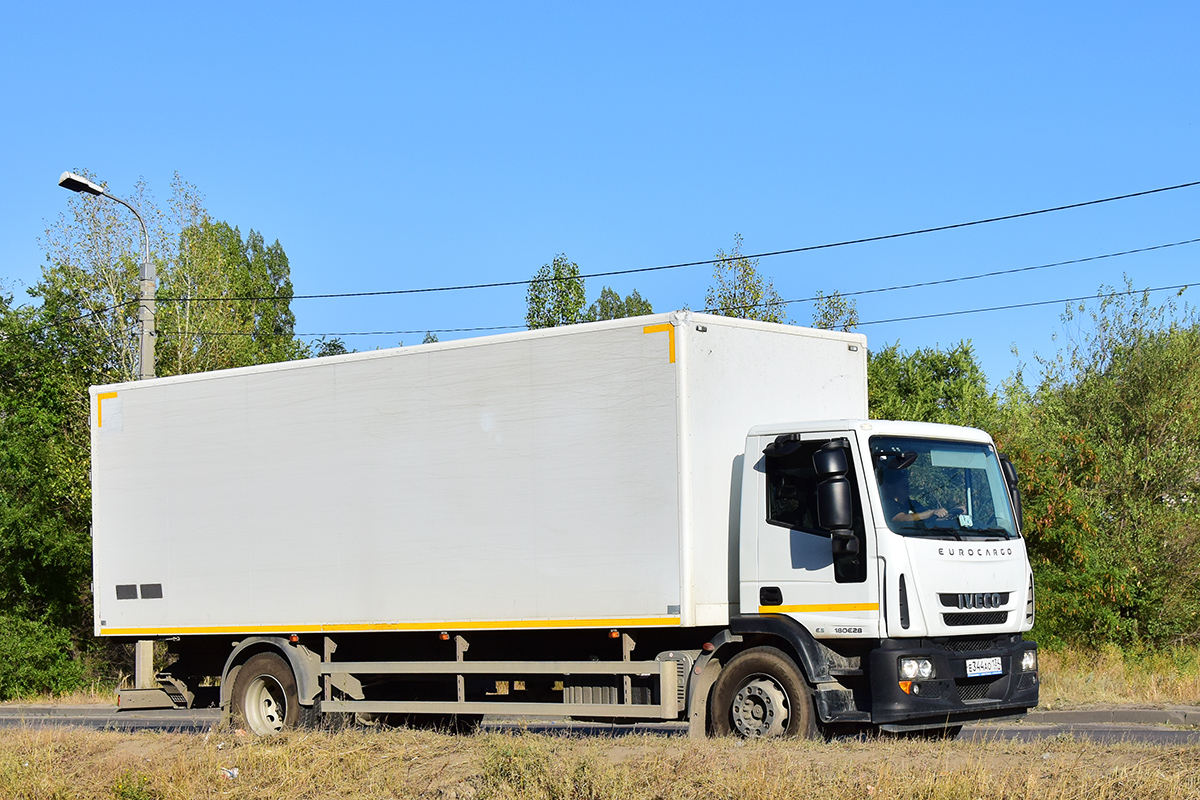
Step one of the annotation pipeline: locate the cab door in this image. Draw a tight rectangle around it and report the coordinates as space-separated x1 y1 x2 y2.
750 431 881 638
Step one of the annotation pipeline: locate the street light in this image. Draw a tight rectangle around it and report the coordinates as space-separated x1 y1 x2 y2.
57 171 156 381
58 171 157 691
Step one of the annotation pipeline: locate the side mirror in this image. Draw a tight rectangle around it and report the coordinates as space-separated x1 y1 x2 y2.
817 477 854 531
815 441 857 552
763 433 804 459
813 439 850 477
998 454 1024 533
831 530 860 554
999 454 1019 489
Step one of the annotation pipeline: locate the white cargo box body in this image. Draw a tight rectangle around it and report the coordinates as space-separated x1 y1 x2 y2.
91 312 866 637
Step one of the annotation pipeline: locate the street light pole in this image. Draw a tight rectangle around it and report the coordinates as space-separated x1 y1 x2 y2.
58 171 157 689
58 172 156 379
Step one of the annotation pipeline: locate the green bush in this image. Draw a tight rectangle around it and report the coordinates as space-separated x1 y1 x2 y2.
0 614 86 700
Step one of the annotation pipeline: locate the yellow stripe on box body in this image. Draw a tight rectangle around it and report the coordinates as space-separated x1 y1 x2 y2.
96 391 117 428
642 323 675 363
99 615 683 637
758 603 880 614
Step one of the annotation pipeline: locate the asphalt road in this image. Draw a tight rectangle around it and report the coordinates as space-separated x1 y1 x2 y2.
961 722 1200 745
1 705 1198 744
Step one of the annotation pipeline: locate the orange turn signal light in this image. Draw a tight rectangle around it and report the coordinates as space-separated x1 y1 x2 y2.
609 629 620 639
439 632 450 641
898 680 913 695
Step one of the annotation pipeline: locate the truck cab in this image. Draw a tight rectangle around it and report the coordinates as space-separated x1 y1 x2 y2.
733 419 1038 733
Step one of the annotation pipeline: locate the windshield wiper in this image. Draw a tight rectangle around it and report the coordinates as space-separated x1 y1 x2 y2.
958 527 1013 539
896 527 963 540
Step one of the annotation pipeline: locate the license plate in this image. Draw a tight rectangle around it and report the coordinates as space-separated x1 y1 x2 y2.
966 656 1003 677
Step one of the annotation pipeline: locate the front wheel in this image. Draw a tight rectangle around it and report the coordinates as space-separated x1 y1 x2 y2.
232 652 302 735
709 646 818 738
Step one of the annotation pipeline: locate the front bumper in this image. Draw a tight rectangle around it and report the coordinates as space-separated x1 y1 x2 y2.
868 634 1038 730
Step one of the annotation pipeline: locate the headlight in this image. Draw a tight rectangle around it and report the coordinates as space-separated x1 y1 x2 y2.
899 657 934 680
1021 650 1038 672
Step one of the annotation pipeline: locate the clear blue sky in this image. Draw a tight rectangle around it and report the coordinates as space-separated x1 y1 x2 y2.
2 3 1197 388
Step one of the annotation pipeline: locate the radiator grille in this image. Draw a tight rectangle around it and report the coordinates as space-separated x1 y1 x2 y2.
941 638 998 653
943 611 1008 627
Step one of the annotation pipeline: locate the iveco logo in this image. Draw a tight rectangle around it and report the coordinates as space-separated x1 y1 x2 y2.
958 592 1002 609
939 591 1010 609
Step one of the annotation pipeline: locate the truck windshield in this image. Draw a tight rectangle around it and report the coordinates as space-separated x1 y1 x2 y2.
870 436 1019 540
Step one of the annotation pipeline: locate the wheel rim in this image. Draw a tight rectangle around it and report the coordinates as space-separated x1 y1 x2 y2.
731 675 790 737
243 674 288 735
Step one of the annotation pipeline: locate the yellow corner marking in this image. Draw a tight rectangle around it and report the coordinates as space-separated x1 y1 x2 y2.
96 392 118 428
758 603 880 614
99 616 683 637
642 323 675 363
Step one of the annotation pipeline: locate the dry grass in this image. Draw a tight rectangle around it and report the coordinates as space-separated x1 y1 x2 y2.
1037 645 1200 709
0 683 120 707
0 726 1197 800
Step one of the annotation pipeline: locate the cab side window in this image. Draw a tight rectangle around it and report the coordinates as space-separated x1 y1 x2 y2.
765 442 822 532
765 438 867 583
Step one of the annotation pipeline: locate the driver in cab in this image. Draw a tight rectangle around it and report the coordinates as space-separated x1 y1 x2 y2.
879 464 963 525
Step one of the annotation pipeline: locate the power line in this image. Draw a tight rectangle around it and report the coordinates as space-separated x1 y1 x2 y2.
857 282 1194 327
705 237 1200 315
32 179 1200 332
193 282 1196 339
39 298 140 328
45 236 1199 338
191 324 525 338
151 179 1200 304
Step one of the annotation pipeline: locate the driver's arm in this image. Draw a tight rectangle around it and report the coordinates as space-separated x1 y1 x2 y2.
892 504 949 522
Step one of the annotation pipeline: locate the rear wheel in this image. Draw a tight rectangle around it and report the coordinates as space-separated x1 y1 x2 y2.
232 653 301 735
710 646 818 739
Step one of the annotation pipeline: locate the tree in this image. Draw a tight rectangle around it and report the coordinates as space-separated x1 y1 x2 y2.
37 170 172 384
526 254 588 329
40 171 306 379
703 234 788 323
585 287 653 322
1004 283 1200 646
157 220 304 375
811 290 859 332
311 337 351 357
422 331 439 344
526 254 653 328
990 378 1134 647
0 297 98 697
867 340 998 430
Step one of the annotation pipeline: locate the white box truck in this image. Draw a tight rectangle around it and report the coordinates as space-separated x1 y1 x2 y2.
92 312 1038 737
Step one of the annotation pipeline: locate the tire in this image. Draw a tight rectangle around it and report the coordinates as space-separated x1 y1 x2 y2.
710 646 818 739
232 652 302 736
